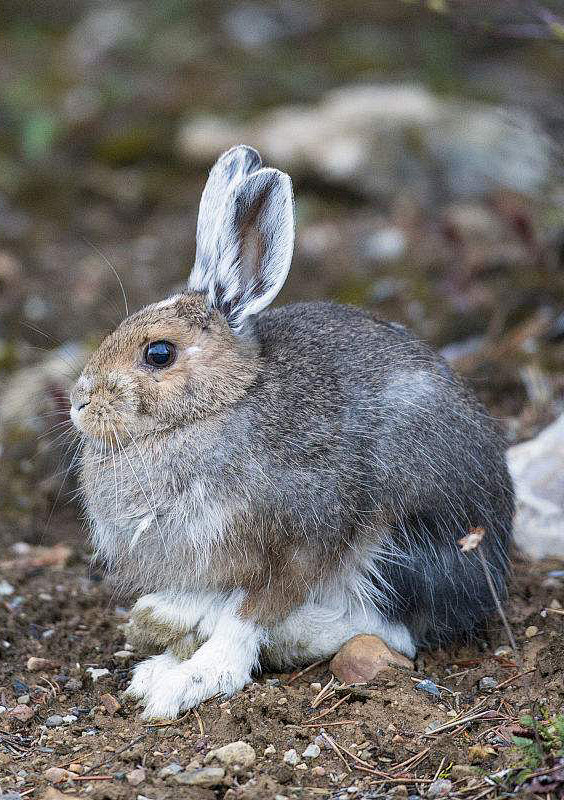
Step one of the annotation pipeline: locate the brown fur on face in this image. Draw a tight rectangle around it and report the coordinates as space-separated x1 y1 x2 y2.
70 292 260 440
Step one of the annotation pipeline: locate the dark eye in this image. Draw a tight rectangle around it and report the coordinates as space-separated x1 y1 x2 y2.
144 340 176 368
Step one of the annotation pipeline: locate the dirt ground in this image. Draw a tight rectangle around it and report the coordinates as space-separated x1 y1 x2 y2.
0 542 563 800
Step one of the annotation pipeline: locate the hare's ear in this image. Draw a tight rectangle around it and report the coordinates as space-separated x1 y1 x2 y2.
189 145 262 293
209 167 294 331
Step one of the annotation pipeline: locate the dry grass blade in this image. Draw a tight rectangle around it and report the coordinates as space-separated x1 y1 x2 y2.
287 659 326 684
319 730 351 772
193 707 205 736
311 676 335 708
309 692 352 722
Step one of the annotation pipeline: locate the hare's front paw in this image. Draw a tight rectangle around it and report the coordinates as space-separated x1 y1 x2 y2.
125 651 179 700
139 655 251 720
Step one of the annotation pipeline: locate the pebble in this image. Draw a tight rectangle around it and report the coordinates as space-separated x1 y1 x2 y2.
100 693 121 715
27 656 55 672
283 748 300 766
414 679 441 697
0 580 14 596
204 741 256 769
479 676 498 690
310 682 322 691
311 766 326 776
302 743 321 759
295 762 307 770
62 715 78 723
64 678 83 692
264 744 276 756
494 646 512 657
277 696 288 705
86 667 110 681
44 767 79 783
126 767 146 786
427 779 452 798
158 762 183 778
330 634 413 683
68 764 84 775
9 705 34 722
174 767 225 786
45 714 65 727
17 694 30 705
113 650 134 660
525 625 539 638
265 678 281 686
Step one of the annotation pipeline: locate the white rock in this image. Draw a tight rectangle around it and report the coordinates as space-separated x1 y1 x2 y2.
204 741 256 769
302 743 321 759
283 748 300 766
178 84 551 201
86 667 110 682
508 414 564 559
0 580 14 596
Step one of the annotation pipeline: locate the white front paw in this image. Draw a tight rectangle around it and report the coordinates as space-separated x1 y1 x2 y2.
139 657 251 720
125 651 178 700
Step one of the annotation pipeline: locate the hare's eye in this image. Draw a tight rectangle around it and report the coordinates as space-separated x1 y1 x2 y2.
144 340 176 368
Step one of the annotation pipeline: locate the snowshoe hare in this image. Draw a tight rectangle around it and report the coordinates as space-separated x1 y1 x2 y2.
70 146 513 719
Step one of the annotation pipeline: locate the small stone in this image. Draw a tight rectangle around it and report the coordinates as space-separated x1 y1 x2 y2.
275 796 289 800
204 741 256 769
68 763 85 775
0 580 14 596
310 682 322 691
44 767 79 783
283 748 300 766
264 744 276 756
113 650 134 660
414 679 441 697
266 678 281 686
277 696 288 705
45 714 65 728
427 778 452 798
124 766 145 786
330 634 413 683
494 646 512 657
525 625 539 638
27 656 55 672
479 677 498 690
64 678 83 692
424 721 442 734
62 715 78 723
17 694 30 705
174 767 225 786
302 744 321 759
158 762 183 778
100 693 121 715
550 598 562 609
126 767 146 786
390 786 408 799
86 667 110 682
9 705 34 722
311 766 326 777
295 762 307 770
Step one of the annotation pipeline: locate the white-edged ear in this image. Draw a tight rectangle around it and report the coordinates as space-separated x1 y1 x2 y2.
189 145 262 294
189 156 295 332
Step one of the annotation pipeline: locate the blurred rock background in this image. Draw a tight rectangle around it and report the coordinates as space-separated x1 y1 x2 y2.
0 0 563 554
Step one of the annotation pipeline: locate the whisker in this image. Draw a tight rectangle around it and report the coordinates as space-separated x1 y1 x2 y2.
80 237 129 318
